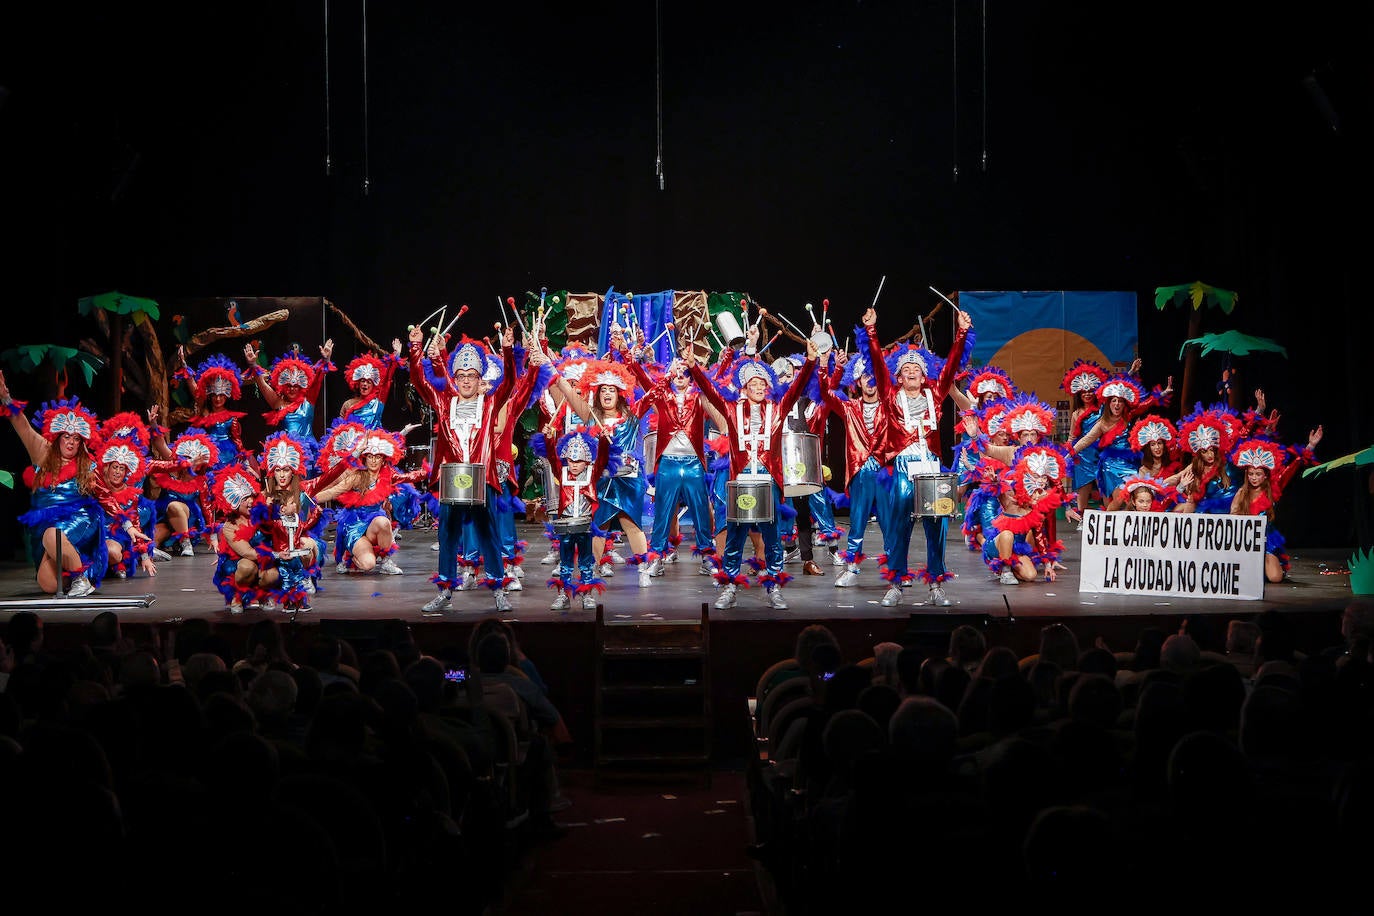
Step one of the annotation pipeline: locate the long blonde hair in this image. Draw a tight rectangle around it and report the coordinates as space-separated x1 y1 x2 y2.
34 440 95 493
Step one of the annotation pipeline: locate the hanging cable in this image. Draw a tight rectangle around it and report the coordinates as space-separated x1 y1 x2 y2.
655 0 665 190
324 0 332 176
981 0 988 172
361 0 370 195
951 0 959 182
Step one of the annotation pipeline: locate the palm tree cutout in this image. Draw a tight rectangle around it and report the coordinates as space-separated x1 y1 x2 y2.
0 343 103 401
1154 281 1238 414
77 290 163 415
1176 329 1288 411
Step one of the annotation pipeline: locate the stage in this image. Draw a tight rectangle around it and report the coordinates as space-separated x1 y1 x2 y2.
5 519 1355 762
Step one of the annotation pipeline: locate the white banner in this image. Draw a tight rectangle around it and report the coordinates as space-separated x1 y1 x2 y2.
1078 509 1268 601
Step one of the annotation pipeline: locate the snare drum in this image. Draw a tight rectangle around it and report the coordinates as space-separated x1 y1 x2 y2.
727 479 775 524
439 462 486 506
781 431 823 497
551 515 592 536
912 473 958 517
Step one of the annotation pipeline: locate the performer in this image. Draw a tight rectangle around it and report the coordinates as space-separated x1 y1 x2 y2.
242 339 335 452
548 342 654 588
257 489 321 613
209 467 275 614
408 324 521 615
822 319 895 589
175 349 247 471
624 348 720 577
1230 427 1322 583
0 377 108 597
97 434 156 580
1061 360 1109 522
534 347 595 565
872 305 973 608
687 325 818 610
772 350 835 576
1106 473 1179 512
1131 415 1182 481
338 342 406 428
544 426 614 611
983 443 1069 586
260 430 334 593
312 429 421 576
1173 404 1242 514
147 425 218 556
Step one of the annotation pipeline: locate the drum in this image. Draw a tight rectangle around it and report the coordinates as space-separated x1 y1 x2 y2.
439 462 486 506
551 515 592 536
715 310 746 348
537 457 558 504
405 443 430 471
727 479 775 524
780 431 823 497
912 473 958 517
810 330 834 357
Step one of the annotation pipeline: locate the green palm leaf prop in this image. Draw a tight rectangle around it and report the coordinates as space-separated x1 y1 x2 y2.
77 290 162 321
1178 330 1288 360
1154 281 1238 314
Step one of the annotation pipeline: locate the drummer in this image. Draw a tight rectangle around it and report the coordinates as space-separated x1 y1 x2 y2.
546 332 655 588
544 426 613 612
772 349 832 576
686 325 818 611
873 305 973 608
406 323 521 615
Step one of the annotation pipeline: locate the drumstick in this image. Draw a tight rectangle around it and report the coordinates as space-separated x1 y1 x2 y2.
506 296 530 336
424 305 448 353
438 305 468 342
870 275 887 309
497 295 509 329
411 305 446 335
774 310 808 339
761 329 782 353
821 298 830 329
825 317 839 349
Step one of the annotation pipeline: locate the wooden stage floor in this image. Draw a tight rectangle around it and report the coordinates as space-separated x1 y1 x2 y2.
0 520 1355 629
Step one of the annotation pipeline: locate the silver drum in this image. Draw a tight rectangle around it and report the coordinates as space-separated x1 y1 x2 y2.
727 479 775 524
551 516 592 536
439 462 486 506
912 473 958 517
780 431 823 497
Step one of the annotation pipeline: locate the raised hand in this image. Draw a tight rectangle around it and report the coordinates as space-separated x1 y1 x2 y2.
243 342 258 363
408 325 424 345
320 338 335 360
862 308 876 328
1309 425 1324 449
956 309 972 332
392 337 403 356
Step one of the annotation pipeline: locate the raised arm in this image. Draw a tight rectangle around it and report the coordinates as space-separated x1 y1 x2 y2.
242 343 283 409
0 371 48 465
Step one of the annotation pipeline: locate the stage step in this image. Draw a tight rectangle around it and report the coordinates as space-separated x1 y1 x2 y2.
593 603 713 787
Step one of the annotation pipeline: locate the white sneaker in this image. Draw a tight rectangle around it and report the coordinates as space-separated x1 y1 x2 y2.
714 584 738 609
835 567 860 588
336 562 350 575
114 569 128 579
767 587 788 610
539 549 558 565
999 569 1018 586
638 568 652 588
880 586 903 607
783 548 801 565
598 562 614 578
665 551 679 564
699 559 715 576
506 574 523 592
513 565 525 579
421 590 452 616
152 548 173 562
228 600 244 615
377 558 403 575
831 548 846 566
431 542 441 551
581 592 598 611
646 557 665 577
494 589 512 612
455 571 477 591
550 592 571 611
67 576 95 598
178 540 195 557
305 579 316 594
260 597 279 613
608 549 627 565
929 584 952 607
